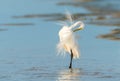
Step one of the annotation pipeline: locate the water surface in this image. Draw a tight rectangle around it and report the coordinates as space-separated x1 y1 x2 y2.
0 0 120 81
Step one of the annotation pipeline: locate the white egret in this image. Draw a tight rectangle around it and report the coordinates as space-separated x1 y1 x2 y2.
57 12 84 68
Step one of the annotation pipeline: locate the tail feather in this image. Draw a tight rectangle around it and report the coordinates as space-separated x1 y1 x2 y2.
57 41 80 59
72 47 80 59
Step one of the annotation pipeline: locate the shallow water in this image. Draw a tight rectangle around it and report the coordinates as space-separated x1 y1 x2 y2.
0 0 120 81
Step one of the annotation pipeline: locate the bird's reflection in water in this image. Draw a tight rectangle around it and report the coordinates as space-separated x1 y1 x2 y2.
56 68 81 81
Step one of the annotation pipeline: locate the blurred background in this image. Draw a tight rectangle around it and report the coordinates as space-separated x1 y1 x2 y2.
0 0 120 81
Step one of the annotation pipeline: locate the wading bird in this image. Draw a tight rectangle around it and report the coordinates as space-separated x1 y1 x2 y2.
57 12 84 68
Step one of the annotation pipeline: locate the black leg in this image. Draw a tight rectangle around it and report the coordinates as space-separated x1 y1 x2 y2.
69 50 73 69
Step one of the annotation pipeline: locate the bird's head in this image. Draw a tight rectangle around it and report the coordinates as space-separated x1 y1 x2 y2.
73 25 84 32
69 21 84 32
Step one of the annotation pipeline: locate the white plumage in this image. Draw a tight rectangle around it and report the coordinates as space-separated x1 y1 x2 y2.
57 25 80 59
57 12 84 68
